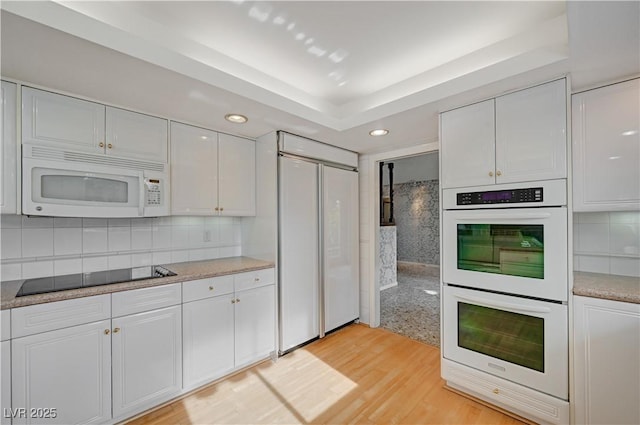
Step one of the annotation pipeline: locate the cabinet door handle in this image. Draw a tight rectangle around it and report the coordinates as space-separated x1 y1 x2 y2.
99 142 105 148
236 298 240 303
488 171 494 177
209 286 214 291
215 207 219 211
220 207 224 212
496 170 502 176
104 329 110 335
231 299 236 304
107 143 113 149
254 277 260 282
113 327 121 333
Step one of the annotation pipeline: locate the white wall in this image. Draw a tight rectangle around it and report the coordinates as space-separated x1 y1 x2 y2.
385 152 439 184
0 215 242 281
358 155 372 324
573 211 640 277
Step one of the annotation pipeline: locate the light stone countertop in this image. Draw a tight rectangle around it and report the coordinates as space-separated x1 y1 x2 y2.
573 271 640 304
1 256 275 310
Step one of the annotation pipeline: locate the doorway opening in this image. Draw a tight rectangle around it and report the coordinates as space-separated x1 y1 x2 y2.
377 152 441 347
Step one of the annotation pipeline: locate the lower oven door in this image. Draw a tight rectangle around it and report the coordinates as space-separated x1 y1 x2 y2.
443 285 568 400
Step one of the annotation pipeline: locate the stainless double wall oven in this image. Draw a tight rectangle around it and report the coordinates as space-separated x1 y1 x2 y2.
442 179 569 400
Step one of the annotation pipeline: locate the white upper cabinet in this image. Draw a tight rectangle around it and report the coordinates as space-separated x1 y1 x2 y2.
1 81 18 214
441 79 567 189
22 87 105 153
218 133 256 216
170 122 255 216
22 87 168 163
495 79 567 184
441 99 495 188
572 78 640 211
106 107 168 163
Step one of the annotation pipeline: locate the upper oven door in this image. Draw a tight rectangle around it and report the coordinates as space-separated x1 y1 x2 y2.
443 207 568 301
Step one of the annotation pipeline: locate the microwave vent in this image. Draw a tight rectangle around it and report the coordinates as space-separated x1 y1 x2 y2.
30 146 166 172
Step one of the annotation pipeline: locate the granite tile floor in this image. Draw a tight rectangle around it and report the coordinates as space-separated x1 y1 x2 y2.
380 262 441 347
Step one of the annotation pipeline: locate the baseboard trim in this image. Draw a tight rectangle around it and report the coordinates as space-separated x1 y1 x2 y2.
380 281 398 291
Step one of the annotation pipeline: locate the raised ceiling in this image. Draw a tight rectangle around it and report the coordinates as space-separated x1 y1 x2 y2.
1 1 638 153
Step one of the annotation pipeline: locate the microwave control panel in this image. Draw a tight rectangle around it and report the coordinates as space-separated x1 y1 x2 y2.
145 178 162 206
457 187 543 205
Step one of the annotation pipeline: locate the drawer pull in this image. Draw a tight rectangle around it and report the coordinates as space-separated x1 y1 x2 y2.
113 327 121 333
493 388 500 395
254 278 260 282
209 286 214 291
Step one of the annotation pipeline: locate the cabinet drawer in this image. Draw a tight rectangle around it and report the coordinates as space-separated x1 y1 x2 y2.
182 275 234 303
112 283 181 317
1 310 10 341
234 268 275 292
11 294 111 338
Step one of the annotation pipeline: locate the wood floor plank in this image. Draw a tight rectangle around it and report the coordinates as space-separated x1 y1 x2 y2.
126 324 526 425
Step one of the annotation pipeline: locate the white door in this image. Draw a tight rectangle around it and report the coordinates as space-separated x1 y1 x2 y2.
574 296 640 425
182 295 235 390
572 78 640 211
235 285 276 367
322 166 359 333
21 87 105 154
112 306 182 420
170 122 218 215
440 99 495 189
496 79 567 184
1 81 17 214
218 133 256 216
11 320 112 425
105 107 168 163
279 157 319 352
1 341 10 425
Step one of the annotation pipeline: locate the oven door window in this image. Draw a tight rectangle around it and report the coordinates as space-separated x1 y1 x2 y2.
457 224 544 279
458 302 544 372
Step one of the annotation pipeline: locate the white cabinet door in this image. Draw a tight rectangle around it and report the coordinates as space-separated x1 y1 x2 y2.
105 107 168 163
234 284 275 368
440 99 495 189
572 78 640 211
112 305 181 420
182 295 234 390
1 81 17 214
496 79 567 184
170 122 218 215
323 166 359 333
21 87 105 153
1 341 10 425
218 133 256 216
11 320 112 425
574 296 640 425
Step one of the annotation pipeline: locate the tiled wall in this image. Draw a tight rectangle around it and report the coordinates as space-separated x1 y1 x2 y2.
573 211 640 277
383 180 440 265
379 225 397 290
0 215 242 281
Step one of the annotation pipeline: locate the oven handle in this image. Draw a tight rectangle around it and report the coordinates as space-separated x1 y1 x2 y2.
451 212 552 221
455 294 552 314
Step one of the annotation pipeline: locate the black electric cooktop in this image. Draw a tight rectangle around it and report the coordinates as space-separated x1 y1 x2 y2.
15 265 177 297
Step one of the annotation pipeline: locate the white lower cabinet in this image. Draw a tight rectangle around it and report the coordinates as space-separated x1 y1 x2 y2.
182 293 235 390
182 269 276 389
234 285 276 368
573 296 640 425
111 305 182 420
11 320 112 425
1 341 11 425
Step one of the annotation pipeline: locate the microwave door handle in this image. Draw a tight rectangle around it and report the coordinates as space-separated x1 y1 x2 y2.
454 212 552 221
454 295 552 314
138 172 145 217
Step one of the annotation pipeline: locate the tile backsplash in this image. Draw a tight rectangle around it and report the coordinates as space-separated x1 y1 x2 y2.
574 211 640 277
0 215 242 281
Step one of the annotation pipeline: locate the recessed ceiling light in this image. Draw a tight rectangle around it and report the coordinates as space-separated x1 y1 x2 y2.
621 130 638 136
225 114 248 124
369 129 389 136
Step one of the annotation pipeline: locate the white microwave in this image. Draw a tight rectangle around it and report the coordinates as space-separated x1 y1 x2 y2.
22 145 169 218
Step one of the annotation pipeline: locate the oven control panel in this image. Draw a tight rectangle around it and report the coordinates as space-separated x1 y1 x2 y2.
457 187 543 205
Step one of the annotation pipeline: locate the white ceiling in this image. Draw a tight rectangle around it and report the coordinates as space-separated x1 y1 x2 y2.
1 1 638 154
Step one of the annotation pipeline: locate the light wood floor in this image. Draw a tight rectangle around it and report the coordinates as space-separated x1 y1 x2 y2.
128 324 525 425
